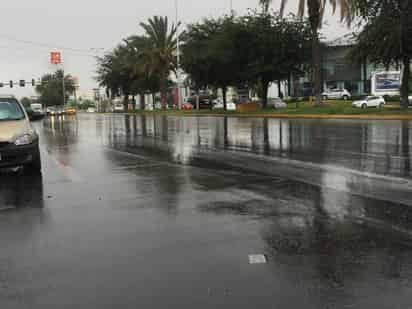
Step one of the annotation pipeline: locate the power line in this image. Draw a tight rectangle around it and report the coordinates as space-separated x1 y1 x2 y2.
0 44 97 58
0 33 99 56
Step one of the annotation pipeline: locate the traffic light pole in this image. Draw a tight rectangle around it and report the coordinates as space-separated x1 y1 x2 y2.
62 68 66 107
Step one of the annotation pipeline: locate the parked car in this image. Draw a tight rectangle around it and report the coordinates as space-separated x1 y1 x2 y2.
87 107 96 113
322 88 351 100
182 103 193 110
267 98 287 109
0 95 41 172
187 95 214 109
212 100 236 111
114 103 124 112
352 96 385 109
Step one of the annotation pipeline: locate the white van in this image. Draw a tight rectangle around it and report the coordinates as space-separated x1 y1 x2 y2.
30 103 44 115
114 103 124 112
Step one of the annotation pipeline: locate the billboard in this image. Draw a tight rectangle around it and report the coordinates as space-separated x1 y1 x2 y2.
372 71 401 96
51 52 62 65
375 72 400 92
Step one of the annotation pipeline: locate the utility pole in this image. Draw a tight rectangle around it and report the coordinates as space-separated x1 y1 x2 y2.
62 68 66 107
175 0 182 110
230 0 233 13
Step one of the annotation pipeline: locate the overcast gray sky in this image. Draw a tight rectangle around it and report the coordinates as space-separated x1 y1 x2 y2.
0 0 351 99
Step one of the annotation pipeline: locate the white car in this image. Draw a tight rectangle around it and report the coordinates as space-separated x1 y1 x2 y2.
212 100 236 111
352 96 385 109
87 107 96 113
268 98 287 109
114 103 124 112
322 88 351 100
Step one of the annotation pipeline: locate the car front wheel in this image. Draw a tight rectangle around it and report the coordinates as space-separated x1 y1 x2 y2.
323 95 328 100
362 104 368 109
379 103 384 109
26 146 42 174
343 95 349 100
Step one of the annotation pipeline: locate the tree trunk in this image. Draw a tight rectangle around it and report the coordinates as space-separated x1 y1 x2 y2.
123 94 129 112
196 90 200 110
160 74 168 110
399 0 409 109
277 80 283 99
287 74 291 98
363 59 368 94
261 80 270 108
401 56 410 109
140 94 145 110
312 31 322 106
222 87 227 111
131 95 136 111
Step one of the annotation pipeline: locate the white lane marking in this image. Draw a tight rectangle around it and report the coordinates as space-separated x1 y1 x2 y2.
248 254 267 264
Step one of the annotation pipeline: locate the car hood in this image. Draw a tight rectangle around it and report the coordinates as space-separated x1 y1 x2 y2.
352 100 366 105
0 119 31 142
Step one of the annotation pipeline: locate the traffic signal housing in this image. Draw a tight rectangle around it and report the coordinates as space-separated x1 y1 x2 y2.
9 81 13 88
19 80 25 87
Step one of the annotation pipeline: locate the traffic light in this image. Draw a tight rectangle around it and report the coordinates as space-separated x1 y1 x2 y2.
32 79 35 87
9 81 13 88
19 80 25 87
0 83 3 88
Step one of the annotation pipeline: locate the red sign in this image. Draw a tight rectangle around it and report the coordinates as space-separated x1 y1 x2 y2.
51 52 62 65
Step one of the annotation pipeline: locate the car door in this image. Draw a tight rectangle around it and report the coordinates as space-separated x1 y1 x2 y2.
368 96 378 107
329 90 338 99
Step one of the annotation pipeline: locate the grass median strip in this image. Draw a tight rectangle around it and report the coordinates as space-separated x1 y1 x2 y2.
119 100 412 120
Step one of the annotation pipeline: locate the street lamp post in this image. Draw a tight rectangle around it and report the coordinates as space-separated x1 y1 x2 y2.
175 0 182 110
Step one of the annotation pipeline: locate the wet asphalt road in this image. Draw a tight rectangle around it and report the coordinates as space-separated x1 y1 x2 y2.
1 113 412 308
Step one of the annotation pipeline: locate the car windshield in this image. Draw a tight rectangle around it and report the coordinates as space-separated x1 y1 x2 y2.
0 99 25 121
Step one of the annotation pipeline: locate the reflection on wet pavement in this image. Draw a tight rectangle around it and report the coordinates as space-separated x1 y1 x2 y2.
0 114 411 309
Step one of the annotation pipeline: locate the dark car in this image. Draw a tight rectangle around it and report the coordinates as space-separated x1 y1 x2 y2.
0 95 41 173
186 95 214 109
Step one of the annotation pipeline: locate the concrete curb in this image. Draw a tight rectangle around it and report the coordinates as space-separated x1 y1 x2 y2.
101 112 412 121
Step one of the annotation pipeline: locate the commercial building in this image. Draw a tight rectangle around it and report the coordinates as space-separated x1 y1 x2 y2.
291 34 377 97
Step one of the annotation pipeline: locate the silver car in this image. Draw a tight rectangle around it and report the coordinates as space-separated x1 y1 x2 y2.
0 95 41 172
322 88 351 100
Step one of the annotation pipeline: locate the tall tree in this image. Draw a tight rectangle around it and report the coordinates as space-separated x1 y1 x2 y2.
350 0 412 108
240 11 312 107
140 16 179 110
259 0 351 105
35 70 75 107
181 16 245 110
182 13 311 108
124 35 161 110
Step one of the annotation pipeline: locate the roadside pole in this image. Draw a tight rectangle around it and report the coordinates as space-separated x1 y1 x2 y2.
62 68 66 107
175 0 182 110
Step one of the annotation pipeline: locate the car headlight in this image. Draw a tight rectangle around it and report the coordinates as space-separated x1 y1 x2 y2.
14 133 35 146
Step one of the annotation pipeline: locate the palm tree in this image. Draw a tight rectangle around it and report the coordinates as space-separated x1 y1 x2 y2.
259 0 351 106
124 35 161 110
140 16 179 110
